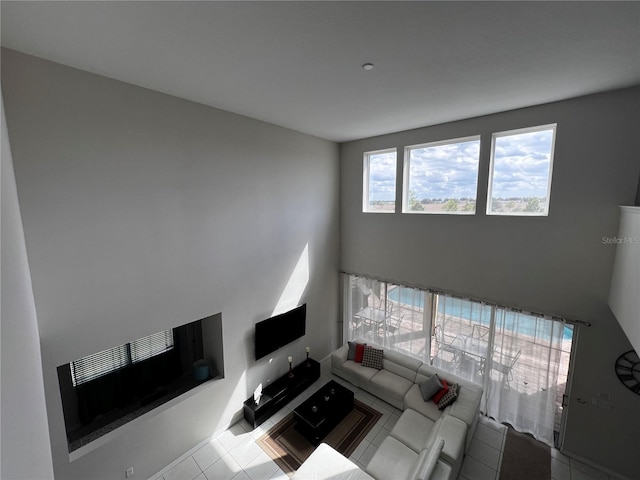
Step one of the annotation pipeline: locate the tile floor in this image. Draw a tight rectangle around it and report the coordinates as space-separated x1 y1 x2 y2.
152 363 624 480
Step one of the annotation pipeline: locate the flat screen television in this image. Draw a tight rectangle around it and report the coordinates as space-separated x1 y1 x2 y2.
254 304 306 360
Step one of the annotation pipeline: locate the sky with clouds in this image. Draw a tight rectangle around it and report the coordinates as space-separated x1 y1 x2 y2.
407 139 480 200
368 128 554 202
490 129 554 199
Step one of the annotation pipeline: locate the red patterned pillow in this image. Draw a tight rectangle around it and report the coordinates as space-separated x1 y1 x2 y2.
354 343 366 363
432 379 450 404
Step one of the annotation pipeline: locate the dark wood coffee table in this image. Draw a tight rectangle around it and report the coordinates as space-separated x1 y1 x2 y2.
293 380 354 445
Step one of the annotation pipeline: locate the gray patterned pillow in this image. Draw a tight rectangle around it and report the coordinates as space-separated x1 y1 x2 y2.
361 346 384 369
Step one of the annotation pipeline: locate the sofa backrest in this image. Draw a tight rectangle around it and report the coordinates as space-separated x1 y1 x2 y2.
415 363 478 391
382 348 422 382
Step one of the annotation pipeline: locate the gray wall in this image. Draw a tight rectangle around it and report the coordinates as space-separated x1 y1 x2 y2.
1 49 340 480
1 91 55 479
340 87 640 478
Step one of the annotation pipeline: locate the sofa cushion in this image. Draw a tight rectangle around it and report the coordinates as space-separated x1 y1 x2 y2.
389 408 439 453
361 346 384 369
370 369 414 406
291 443 375 480
437 415 467 472
365 436 419 480
342 360 378 382
449 383 483 428
404 384 450 422
419 374 444 401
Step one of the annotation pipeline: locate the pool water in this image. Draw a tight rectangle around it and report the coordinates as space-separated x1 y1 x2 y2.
387 286 573 341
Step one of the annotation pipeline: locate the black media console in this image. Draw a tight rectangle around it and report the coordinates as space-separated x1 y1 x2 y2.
243 358 320 428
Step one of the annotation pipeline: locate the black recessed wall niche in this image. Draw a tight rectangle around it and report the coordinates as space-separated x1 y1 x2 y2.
57 313 224 453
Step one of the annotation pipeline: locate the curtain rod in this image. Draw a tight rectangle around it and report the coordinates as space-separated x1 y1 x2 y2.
340 270 592 327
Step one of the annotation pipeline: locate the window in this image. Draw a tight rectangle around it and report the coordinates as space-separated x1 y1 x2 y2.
363 149 397 213
130 330 175 363
403 136 480 214
70 329 174 386
487 124 557 216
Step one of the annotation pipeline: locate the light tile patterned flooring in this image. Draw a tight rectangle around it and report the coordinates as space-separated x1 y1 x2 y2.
152 362 623 480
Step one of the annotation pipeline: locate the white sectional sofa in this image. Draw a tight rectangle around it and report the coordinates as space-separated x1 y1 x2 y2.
292 342 483 480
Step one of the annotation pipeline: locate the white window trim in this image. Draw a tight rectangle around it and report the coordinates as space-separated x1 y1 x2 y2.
363 148 397 213
486 124 557 217
403 135 481 215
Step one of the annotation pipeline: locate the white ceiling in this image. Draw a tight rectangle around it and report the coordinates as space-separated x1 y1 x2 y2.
2 1 639 142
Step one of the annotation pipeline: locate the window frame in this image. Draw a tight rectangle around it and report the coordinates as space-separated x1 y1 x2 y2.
362 148 398 213
486 124 557 217
403 135 481 215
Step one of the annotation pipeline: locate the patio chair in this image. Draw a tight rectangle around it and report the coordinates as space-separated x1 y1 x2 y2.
471 324 490 341
491 349 521 388
433 325 465 367
380 313 404 346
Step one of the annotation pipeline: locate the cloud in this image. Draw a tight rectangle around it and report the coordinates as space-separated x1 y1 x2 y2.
407 139 480 199
491 128 554 198
367 127 554 203
369 151 397 201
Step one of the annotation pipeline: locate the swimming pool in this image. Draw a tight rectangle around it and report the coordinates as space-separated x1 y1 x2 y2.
388 286 573 341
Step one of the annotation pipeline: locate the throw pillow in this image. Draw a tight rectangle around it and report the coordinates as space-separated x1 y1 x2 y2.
419 374 444 401
354 343 367 363
438 383 460 410
361 345 384 369
432 379 449 404
347 341 357 361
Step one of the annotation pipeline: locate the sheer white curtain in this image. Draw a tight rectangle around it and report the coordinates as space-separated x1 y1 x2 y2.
343 275 430 361
431 294 493 384
345 275 387 342
342 273 575 447
385 284 429 360
483 309 572 445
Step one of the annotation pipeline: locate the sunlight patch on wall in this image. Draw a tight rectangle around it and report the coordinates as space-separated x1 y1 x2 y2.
271 243 309 316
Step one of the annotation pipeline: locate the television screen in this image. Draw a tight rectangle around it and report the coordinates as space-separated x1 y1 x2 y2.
255 304 306 360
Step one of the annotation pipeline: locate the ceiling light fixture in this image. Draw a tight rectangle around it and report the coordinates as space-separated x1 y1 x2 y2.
362 63 374 71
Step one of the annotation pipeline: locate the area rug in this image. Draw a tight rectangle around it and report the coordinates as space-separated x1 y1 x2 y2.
256 400 382 476
499 426 551 480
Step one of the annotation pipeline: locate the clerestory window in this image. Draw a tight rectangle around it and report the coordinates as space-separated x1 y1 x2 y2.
403 136 481 214
487 124 557 216
363 149 397 213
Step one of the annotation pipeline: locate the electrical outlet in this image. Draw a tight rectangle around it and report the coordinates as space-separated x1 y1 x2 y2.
125 467 134 478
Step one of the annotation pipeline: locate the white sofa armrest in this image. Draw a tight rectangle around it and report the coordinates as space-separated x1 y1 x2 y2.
412 438 446 480
332 343 349 365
